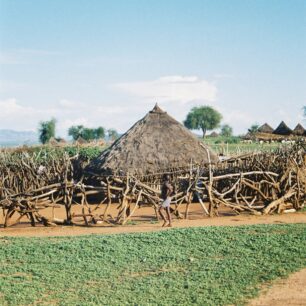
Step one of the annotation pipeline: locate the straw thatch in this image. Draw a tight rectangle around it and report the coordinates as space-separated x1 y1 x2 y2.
273 121 292 135
75 136 88 145
293 123 305 136
209 131 219 137
258 123 274 134
86 104 219 176
48 137 59 146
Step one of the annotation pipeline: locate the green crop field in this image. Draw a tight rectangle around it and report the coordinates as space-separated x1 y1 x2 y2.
0 224 305 306
202 136 283 155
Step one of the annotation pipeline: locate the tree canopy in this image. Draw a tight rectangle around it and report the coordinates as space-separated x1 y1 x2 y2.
68 125 105 141
248 124 259 134
184 106 222 138
38 118 56 144
107 129 119 141
220 124 233 137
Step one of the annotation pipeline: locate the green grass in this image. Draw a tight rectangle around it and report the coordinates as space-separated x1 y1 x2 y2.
203 137 283 155
0 224 305 306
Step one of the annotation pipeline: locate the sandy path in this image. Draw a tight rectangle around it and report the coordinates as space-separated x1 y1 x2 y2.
248 268 306 306
1 207 305 237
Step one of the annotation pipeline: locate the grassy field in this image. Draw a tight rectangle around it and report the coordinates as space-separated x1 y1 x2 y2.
0 224 305 306
203 136 283 155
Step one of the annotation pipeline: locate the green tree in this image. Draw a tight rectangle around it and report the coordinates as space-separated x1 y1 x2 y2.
107 128 119 141
82 128 95 141
94 127 105 139
220 124 233 137
38 118 56 144
68 125 105 141
184 106 222 138
68 125 84 141
248 124 259 134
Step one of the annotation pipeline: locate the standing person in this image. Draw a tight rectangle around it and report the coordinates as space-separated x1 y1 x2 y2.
159 174 173 227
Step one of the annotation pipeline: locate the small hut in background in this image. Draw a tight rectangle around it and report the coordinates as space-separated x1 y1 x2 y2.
273 121 292 135
57 138 67 145
293 123 305 136
209 131 219 137
48 137 59 146
75 136 88 145
258 123 274 134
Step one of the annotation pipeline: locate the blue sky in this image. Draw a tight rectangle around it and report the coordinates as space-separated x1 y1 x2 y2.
0 0 305 136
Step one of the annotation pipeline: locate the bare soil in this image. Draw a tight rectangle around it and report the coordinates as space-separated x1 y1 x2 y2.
248 268 306 306
1 203 305 237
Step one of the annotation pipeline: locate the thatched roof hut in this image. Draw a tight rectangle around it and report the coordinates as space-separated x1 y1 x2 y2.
258 123 274 134
75 136 88 145
293 123 305 136
273 121 292 135
48 137 59 146
209 131 219 137
86 104 218 176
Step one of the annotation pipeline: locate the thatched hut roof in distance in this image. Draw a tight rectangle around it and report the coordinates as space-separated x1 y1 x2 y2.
273 121 292 135
293 123 305 136
258 123 274 134
75 136 88 145
56 138 67 145
48 137 59 146
86 104 219 176
209 131 219 137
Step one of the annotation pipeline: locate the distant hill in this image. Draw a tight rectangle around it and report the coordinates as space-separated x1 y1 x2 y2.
0 129 38 147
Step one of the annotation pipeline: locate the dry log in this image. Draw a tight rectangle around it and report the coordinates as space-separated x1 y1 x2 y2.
263 189 296 214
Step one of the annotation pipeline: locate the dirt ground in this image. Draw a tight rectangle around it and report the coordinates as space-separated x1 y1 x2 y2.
1 203 305 237
248 268 306 306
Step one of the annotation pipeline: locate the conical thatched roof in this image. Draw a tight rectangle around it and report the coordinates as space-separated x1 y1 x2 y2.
258 123 274 134
48 137 59 146
293 123 305 136
273 121 292 135
75 136 87 145
209 131 219 137
86 104 218 176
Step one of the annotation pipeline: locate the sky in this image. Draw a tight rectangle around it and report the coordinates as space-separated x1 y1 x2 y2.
0 0 305 137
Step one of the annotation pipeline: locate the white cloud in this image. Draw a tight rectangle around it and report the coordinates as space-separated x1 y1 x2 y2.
0 98 133 137
59 118 90 132
0 98 33 116
0 98 54 131
222 109 254 126
114 75 217 103
96 105 128 114
58 99 85 109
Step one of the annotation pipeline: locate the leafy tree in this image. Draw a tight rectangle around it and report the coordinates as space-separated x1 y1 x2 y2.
303 106 306 118
38 118 56 144
248 124 259 134
68 125 84 141
94 127 105 139
184 106 222 138
82 128 95 141
220 124 233 137
107 128 119 141
68 125 105 141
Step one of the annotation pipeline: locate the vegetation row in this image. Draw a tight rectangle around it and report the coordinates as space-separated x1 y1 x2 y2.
0 224 305 305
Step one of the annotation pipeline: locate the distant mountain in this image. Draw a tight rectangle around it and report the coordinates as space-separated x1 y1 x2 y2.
0 129 38 147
